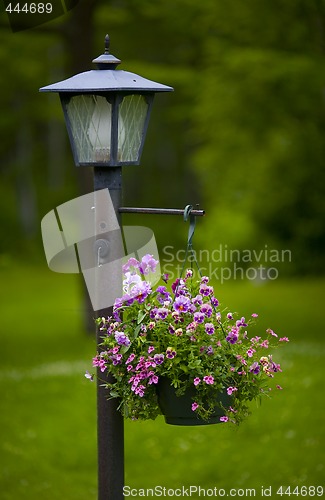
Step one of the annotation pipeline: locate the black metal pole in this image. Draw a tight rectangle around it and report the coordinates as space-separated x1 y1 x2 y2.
94 166 124 500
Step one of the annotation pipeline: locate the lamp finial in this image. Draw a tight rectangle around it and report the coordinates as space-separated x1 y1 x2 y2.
104 34 110 54
92 34 121 69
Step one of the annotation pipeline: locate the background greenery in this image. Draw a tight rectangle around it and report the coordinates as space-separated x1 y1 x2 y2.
0 0 324 272
0 0 324 498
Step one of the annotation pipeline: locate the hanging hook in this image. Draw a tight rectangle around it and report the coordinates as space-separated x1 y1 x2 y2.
183 204 196 248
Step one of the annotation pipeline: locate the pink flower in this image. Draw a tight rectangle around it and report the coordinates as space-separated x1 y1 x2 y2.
193 377 201 386
279 337 289 342
227 386 238 395
266 328 278 337
276 385 283 390
203 375 214 385
246 348 256 358
251 313 258 318
92 356 106 372
126 353 136 364
148 346 155 354
220 416 229 422
191 402 199 411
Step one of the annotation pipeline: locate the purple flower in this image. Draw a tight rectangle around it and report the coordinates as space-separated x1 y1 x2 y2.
199 284 213 296
226 329 239 344
192 402 199 411
156 307 169 320
111 354 123 366
186 321 197 333
139 254 159 275
193 312 205 324
84 371 94 381
150 308 158 319
115 331 131 347
171 278 182 294
193 377 201 386
211 297 219 307
153 353 164 365
249 362 260 374
200 303 213 318
205 323 215 335
203 375 214 385
156 286 172 304
206 345 214 355
192 294 203 306
133 281 152 303
168 324 176 334
236 317 248 327
166 347 176 359
122 257 139 273
227 312 233 320
173 296 191 313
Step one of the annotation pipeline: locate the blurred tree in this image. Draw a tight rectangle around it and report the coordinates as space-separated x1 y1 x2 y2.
0 0 324 275
190 0 325 274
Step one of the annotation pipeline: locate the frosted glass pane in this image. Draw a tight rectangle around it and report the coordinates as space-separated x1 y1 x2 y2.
118 95 148 162
66 95 112 163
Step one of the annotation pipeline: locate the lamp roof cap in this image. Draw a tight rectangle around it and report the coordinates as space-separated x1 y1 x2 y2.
39 34 173 94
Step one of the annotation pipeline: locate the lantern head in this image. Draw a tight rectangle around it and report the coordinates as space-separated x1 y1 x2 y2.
40 35 173 167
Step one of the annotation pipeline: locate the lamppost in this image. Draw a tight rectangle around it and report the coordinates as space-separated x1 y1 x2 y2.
40 35 173 500
40 35 205 500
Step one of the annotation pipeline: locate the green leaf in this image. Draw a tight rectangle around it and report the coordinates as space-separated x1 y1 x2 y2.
120 344 131 355
180 364 189 373
137 310 147 324
134 324 141 336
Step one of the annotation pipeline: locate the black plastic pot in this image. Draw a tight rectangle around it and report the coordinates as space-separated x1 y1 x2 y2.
157 377 231 426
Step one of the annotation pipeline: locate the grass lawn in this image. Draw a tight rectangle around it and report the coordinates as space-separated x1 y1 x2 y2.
0 262 324 499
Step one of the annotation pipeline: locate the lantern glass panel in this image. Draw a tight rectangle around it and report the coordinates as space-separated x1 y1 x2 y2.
118 95 148 162
66 95 113 164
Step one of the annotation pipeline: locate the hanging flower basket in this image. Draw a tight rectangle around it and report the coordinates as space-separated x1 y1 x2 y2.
87 253 289 426
157 376 232 425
